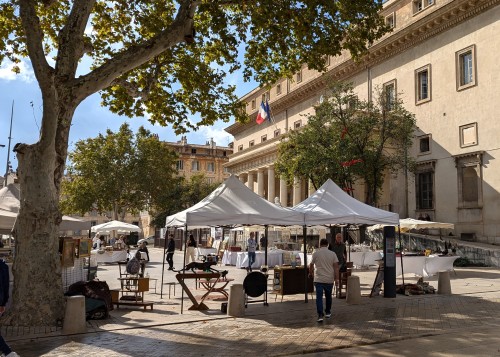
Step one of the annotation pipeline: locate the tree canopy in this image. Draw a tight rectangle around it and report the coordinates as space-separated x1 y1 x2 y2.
275 82 416 205
60 123 181 220
0 0 390 326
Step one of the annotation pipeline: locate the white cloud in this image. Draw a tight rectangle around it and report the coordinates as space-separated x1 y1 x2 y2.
0 59 35 82
198 125 234 146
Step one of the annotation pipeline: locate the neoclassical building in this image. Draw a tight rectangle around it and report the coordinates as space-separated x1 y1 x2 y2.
225 0 500 244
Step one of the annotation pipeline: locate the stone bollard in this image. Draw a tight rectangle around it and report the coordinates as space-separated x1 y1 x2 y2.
438 271 452 295
227 284 245 317
346 275 362 305
62 295 87 335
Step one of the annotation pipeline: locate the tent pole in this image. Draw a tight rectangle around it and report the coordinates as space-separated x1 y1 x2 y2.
160 227 169 299
303 225 308 303
264 225 268 267
181 225 188 314
399 226 405 288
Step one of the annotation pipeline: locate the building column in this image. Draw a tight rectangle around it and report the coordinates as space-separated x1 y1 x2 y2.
279 178 288 207
308 179 316 197
238 174 246 183
257 169 265 197
247 171 255 192
293 177 302 206
267 166 275 202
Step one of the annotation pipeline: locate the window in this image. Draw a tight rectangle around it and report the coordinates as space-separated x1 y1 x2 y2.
413 0 434 14
223 151 227 156
191 148 197 154
456 45 476 91
276 84 282 95
176 160 184 170
385 13 395 28
191 160 200 171
261 135 267 143
249 140 254 147
238 145 243 151
454 152 483 208
274 129 281 138
294 120 301 129
296 70 302 83
224 167 229 173
325 55 330 66
415 161 435 210
207 162 215 172
251 99 256 110
460 123 478 148
383 80 396 111
262 94 266 103
418 135 431 154
415 65 431 104
416 171 434 209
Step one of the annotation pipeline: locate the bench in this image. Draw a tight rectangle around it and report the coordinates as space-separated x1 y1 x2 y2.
113 300 154 310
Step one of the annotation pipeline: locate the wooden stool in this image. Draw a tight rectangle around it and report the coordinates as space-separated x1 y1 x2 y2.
165 282 176 298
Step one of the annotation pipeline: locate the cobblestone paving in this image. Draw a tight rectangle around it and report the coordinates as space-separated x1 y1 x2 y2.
5 250 500 357
10 292 500 357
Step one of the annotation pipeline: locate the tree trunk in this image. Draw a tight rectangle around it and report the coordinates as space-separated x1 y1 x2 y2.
7 143 64 326
4 94 76 326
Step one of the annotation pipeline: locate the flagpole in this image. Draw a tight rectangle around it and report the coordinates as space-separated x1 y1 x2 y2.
266 100 279 130
4 100 14 186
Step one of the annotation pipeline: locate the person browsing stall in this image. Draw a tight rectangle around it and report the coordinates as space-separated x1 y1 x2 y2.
309 238 339 323
166 235 176 270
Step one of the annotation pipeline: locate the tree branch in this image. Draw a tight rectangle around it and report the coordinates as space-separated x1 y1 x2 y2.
56 0 96 79
73 0 200 101
18 0 54 88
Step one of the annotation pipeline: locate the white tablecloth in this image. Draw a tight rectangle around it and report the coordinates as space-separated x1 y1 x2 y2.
91 249 127 264
424 255 459 276
236 251 283 269
348 251 382 268
196 247 217 259
222 251 239 265
396 255 459 277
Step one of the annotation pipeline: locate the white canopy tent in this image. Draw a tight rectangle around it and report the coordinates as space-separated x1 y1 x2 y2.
165 175 304 227
367 218 455 231
90 220 141 233
292 179 400 225
0 184 89 233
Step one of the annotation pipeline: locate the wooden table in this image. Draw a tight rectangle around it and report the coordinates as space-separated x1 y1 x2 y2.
176 272 222 310
199 278 234 300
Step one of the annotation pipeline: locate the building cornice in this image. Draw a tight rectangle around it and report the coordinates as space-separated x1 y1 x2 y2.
225 0 499 136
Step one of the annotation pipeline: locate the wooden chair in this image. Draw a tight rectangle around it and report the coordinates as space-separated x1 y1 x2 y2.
336 262 353 299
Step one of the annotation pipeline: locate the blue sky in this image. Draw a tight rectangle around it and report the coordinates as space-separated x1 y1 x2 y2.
0 57 256 175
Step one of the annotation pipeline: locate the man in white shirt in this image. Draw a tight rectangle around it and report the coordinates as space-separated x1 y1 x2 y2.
247 232 257 272
309 238 339 322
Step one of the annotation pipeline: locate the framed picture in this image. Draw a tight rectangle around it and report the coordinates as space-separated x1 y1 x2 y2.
61 238 76 267
78 238 91 258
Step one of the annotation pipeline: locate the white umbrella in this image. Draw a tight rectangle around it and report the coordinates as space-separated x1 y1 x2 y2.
399 218 454 230
91 220 141 233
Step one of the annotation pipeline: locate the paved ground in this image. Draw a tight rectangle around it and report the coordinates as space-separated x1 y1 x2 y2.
4 248 500 357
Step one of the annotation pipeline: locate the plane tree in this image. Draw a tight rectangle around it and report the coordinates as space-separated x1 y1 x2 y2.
0 0 389 325
275 82 416 205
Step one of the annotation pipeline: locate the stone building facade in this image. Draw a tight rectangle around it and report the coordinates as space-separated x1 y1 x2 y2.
225 0 500 244
166 136 232 183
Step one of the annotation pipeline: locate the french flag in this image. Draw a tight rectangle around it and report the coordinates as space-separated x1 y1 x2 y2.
256 100 271 125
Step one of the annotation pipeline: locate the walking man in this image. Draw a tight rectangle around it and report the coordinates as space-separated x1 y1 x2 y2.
166 235 176 270
309 238 339 322
0 259 18 356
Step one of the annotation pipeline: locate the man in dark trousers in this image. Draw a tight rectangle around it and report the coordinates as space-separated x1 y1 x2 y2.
0 259 18 356
331 233 347 271
166 235 176 270
309 239 339 323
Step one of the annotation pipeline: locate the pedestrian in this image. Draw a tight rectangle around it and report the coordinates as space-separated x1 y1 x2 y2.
185 234 197 265
0 259 19 357
331 233 347 271
247 232 257 272
166 235 176 270
309 238 339 323
259 233 267 251
138 241 150 261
